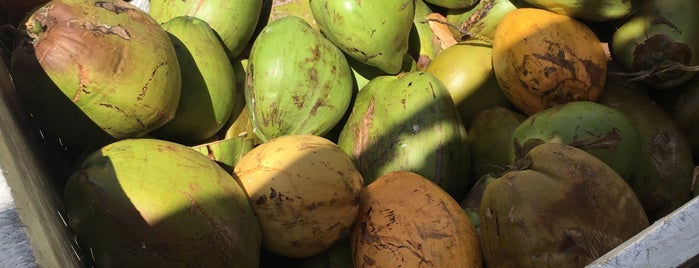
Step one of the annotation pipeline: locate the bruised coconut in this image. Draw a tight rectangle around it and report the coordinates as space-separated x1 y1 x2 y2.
479 143 649 267
598 82 694 221
10 0 180 148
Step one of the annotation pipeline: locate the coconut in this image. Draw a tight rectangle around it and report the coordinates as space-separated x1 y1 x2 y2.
64 138 261 267
480 142 649 267
10 0 181 149
492 8 607 115
352 171 482 267
234 134 364 258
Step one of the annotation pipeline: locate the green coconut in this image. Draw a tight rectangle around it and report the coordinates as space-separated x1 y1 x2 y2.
424 0 477 9
63 138 261 267
446 0 519 41
611 0 699 89
310 0 414 74
523 0 634 21
666 75 699 161
511 101 642 180
152 16 237 144
148 0 262 59
246 16 353 142
10 0 181 149
425 39 513 127
598 81 694 220
468 106 526 180
337 71 472 200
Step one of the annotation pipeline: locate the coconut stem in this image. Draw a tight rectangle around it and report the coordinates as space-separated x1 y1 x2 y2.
608 61 699 83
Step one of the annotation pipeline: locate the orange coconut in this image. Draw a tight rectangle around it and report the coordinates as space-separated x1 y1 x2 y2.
492 8 607 115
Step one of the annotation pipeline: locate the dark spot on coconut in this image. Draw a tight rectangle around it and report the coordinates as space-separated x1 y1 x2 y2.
269 187 277 199
648 12 681 34
75 63 90 102
544 66 557 78
540 78 589 108
308 67 318 85
72 20 131 40
580 58 604 87
384 209 396 224
305 201 325 211
95 1 134 14
327 222 342 233
354 98 375 174
291 239 304 247
292 94 305 109
363 255 376 265
531 41 577 78
255 195 267 205
570 127 622 151
310 99 323 116
352 193 360 206
139 62 165 100
417 54 431 69
457 0 496 40
312 45 321 60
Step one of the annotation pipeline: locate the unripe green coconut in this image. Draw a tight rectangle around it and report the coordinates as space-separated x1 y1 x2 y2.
511 101 642 180
338 71 472 200
10 0 181 149
152 16 237 144
246 16 353 142
148 0 263 58
64 138 261 267
310 0 414 74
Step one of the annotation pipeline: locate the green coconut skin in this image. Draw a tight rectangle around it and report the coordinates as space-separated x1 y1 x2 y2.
337 71 472 201
523 0 634 21
425 39 514 127
310 0 415 74
612 0 699 89
511 101 642 181
153 16 237 144
666 75 699 163
408 0 440 70
10 0 181 147
246 16 353 142
446 0 519 41
64 138 261 267
424 0 477 9
148 0 262 59
468 106 526 180
598 82 694 221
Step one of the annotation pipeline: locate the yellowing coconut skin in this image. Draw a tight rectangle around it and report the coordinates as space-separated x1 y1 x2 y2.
492 8 607 115
233 134 363 258
351 171 482 268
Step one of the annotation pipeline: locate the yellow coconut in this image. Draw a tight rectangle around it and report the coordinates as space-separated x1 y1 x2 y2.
351 171 482 267
492 8 607 115
233 134 363 258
